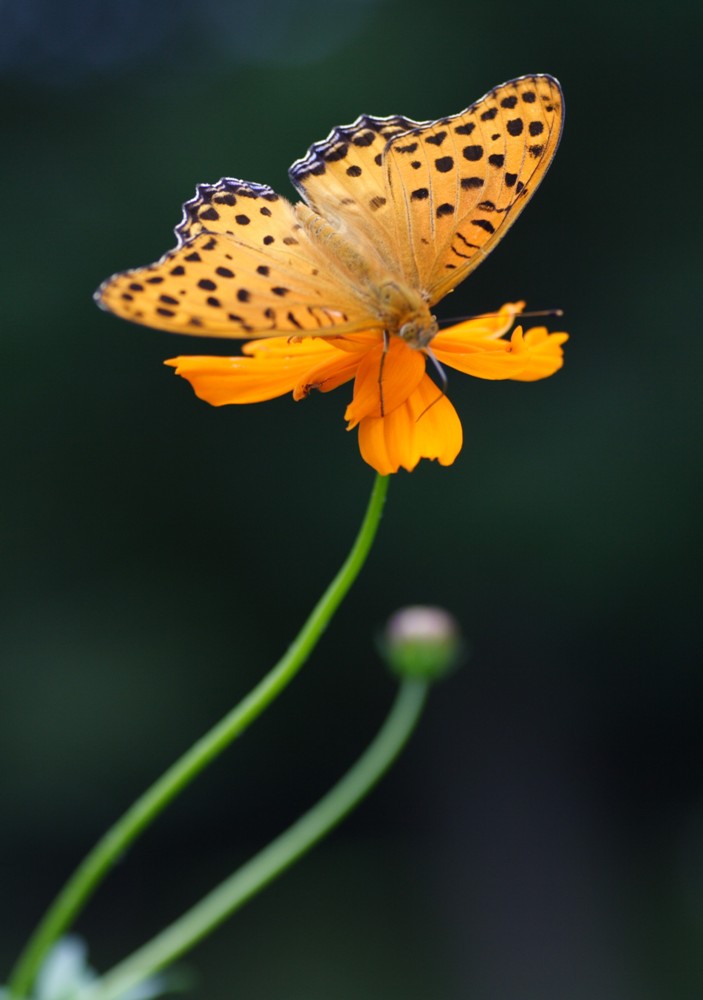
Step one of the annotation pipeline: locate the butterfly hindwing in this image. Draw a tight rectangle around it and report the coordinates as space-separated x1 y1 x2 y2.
289 114 420 274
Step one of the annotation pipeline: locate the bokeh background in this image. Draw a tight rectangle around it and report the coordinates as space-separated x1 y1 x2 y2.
2 1 702 997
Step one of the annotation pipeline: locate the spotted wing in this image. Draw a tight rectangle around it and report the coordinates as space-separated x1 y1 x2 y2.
289 77 562 304
383 74 564 303
96 178 376 338
289 113 421 275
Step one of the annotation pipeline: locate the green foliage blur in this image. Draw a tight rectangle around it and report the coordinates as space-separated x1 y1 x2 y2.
2 0 702 997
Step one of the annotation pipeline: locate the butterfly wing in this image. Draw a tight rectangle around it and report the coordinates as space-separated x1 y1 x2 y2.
289 75 563 305
383 74 564 303
96 178 377 338
289 113 421 277
98 77 562 339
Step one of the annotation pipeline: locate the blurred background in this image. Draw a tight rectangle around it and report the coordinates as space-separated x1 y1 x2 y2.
2 0 702 997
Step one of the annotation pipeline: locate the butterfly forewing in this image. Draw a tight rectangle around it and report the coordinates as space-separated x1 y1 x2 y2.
383 75 563 304
97 179 374 338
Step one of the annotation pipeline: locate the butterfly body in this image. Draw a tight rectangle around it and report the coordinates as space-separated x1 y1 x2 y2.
295 202 438 346
96 75 563 347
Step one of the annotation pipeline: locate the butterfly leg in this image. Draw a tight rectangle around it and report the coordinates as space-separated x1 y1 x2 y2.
416 348 449 420
426 347 448 395
377 330 390 417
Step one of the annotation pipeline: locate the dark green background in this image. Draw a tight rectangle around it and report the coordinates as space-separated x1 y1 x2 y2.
2 0 702 997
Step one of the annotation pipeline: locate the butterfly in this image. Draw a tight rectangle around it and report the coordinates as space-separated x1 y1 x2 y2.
96 74 563 350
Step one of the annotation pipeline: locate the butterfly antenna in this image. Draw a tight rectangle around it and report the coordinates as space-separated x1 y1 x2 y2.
438 307 563 327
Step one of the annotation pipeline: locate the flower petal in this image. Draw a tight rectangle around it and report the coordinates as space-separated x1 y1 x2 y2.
430 302 532 380
345 337 426 427
432 316 569 382
242 333 378 356
165 353 322 405
292 351 361 400
431 339 527 380
432 301 524 348
507 327 569 381
356 374 463 474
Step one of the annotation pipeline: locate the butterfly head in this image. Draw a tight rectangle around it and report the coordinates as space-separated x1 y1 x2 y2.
398 315 439 350
377 281 438 351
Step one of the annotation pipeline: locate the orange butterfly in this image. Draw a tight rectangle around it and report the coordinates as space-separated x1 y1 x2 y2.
96 75 563 350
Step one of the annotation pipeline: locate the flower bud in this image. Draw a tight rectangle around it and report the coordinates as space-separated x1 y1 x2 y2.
381 606 462 682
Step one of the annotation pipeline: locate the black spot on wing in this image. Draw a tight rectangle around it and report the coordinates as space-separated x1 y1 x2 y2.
324 143 348 162
471 218 495 234
435 156 454 172
288 113 422 188
425 130 448 146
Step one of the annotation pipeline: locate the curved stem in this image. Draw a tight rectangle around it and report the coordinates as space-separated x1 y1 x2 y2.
7 473 390 1000
80 678 428 1000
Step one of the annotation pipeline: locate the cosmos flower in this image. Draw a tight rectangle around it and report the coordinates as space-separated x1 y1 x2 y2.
165 302 567 475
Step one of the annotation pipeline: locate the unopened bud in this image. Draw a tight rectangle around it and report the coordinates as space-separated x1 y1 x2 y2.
381 606 462 682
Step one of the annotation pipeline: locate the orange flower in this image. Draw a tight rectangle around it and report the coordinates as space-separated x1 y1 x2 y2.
165 303 568 475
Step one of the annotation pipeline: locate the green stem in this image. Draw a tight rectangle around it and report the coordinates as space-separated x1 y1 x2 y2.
80 678 428 1000
7 473 390 1000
